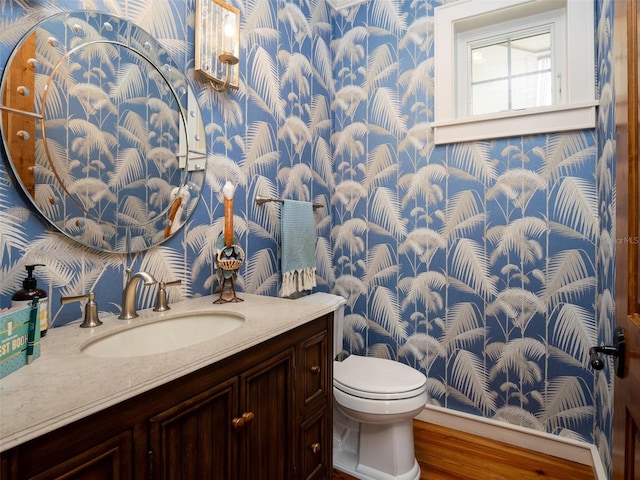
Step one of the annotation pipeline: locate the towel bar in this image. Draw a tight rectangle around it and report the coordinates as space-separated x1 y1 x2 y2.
255 195 323 210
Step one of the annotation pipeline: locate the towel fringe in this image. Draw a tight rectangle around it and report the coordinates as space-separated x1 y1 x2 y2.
280 267 316 297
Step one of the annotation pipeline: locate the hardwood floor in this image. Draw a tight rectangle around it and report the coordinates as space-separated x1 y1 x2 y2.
332 420 596 480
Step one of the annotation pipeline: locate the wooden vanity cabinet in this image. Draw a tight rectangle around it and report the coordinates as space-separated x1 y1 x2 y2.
0 314 333 480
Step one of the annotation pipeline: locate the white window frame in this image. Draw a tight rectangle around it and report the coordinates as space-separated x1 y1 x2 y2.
433 0 597 145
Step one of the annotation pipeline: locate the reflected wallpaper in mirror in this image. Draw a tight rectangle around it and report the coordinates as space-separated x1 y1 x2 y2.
0 10 205 253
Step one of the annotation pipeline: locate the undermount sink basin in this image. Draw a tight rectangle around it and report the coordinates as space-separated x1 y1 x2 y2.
81 311 245 358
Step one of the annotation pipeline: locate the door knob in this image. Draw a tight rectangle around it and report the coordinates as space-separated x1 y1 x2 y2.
589 327 625 378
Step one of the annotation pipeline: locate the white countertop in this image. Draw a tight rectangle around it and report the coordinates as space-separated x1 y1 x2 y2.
0 293 332 452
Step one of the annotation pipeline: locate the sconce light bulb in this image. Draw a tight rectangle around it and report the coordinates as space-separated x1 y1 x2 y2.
224 21 236 40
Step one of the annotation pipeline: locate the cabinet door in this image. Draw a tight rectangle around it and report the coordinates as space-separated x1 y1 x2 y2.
30 431 132 480
239 347 295 480
148 377 238 480
298 330 329 413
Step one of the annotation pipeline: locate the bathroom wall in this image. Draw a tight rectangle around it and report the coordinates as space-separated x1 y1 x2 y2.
329 0 615 474
0 0 616 474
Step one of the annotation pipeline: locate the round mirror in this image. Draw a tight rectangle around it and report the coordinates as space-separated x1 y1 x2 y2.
0 11 206 253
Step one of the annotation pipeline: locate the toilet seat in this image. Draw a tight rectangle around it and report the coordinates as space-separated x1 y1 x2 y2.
333 355 426 401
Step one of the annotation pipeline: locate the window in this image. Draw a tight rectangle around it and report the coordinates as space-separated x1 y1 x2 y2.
433 0 597 144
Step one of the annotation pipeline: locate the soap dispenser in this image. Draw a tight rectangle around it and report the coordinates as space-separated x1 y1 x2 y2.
11 264 49 337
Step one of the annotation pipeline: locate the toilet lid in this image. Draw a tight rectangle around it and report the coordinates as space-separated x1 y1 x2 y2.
334 355 426 400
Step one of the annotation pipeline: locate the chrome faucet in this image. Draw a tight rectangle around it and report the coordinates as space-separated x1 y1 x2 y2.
118 268 157 320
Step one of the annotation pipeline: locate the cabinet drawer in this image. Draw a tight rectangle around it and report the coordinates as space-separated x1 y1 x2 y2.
300 407 329 480
299 330 329 410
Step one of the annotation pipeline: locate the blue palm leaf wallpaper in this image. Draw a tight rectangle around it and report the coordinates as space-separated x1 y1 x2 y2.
0 0 617 474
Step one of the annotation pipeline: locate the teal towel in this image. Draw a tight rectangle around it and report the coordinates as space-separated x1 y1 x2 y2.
280 200 316 297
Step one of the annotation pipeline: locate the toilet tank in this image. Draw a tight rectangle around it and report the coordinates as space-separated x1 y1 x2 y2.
295 293 346 358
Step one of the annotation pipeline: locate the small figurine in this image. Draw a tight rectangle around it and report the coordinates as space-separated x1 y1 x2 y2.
214 181 244 303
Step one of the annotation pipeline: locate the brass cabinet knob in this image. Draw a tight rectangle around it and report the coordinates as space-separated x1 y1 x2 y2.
310 365 321 375
242 411 254 424
231 417 245 430
311 442 320 454
232 411 254 430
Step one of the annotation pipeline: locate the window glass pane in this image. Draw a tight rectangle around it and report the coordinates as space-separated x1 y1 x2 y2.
470 29 552 115
512 71 552 109
472 79 508 115
471 43 508 82
511 32 551 75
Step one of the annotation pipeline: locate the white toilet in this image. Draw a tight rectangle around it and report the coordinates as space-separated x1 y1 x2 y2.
297 293 427 480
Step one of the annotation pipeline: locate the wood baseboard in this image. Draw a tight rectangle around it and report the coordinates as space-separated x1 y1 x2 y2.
416 405 607 480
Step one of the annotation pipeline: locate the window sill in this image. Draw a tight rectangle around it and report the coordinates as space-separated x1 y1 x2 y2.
431 100 599 145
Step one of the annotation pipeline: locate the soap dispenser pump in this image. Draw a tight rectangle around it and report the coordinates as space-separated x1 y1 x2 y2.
12 264 49 337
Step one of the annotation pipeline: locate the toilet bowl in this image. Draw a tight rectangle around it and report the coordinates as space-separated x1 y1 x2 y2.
296 293 427 480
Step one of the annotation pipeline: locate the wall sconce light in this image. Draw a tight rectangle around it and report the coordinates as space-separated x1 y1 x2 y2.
195 0 240 92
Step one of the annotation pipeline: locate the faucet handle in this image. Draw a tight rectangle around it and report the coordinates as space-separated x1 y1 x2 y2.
61 291 103 328
153 279 182 312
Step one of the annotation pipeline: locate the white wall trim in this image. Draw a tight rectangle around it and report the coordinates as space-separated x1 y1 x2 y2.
416 405 607 480
432 101 598 144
